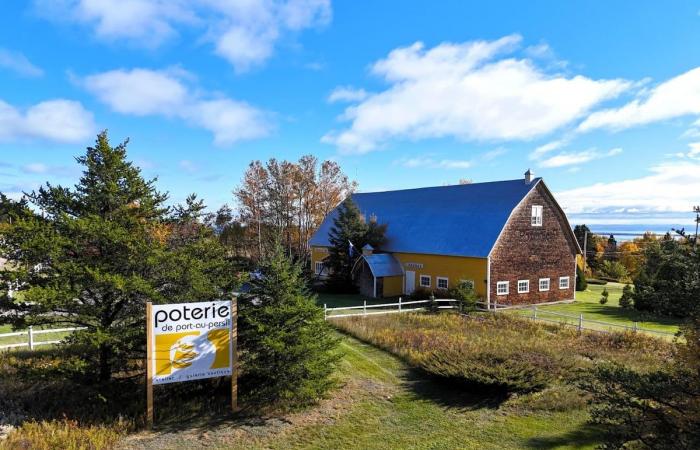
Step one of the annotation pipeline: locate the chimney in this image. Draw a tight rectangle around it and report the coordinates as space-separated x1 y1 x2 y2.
362 244 374 256
524 168 534 184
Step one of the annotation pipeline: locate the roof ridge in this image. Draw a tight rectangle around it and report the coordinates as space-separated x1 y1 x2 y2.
354 177 541 196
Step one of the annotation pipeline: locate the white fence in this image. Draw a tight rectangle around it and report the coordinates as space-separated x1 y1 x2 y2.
0 326 85 351
323 298 676 339
324 298 460 319
504 305 677 338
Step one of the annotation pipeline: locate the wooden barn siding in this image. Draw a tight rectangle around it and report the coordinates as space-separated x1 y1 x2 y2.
489 183 577 306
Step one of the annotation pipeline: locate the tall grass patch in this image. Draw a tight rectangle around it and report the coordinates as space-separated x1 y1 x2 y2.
333 313 671 394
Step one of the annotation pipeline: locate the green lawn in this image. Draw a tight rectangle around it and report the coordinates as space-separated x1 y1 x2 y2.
121 332 600 449
508 283 682 337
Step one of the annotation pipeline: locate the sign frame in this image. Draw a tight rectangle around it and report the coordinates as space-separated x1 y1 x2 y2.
145 298 238 428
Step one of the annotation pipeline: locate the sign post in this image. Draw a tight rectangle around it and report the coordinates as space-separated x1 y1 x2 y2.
146 302 154 428
231 296 238 412
145 299 236 427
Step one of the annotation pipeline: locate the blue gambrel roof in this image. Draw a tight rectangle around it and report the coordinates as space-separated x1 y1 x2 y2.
310 178 541 258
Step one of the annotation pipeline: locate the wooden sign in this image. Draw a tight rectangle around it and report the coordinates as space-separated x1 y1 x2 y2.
146 299 238 427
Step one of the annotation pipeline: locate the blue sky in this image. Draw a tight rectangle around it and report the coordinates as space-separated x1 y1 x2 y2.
1 1 699 230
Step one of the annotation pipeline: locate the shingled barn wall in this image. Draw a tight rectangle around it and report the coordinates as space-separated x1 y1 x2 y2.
489 182 577 306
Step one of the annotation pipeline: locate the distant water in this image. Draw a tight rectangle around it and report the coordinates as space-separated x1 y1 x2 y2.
579 224 697 240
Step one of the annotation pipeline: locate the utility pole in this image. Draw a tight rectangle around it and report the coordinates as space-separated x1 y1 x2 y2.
694 206 700 248
583 230 588 272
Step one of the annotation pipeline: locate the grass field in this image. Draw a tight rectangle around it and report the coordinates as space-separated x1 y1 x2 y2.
116 331 603 450
507 283 682 336
316 284 684 337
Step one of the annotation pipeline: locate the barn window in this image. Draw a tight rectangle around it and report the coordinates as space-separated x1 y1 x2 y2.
315 261 324 275
517 280 529 293
531 205 543 226
539 278 550 291
559 276 570 289
420 275 431 288
496 281 509 295
437 277 448 290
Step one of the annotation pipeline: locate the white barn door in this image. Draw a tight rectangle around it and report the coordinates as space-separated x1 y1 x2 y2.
404 271 415 295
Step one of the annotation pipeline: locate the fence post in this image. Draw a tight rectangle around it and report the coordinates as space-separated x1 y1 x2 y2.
398 297 402 313
633 322 638 333
28 326 34 350
324 304 327 321
532 305 537 320
363 300 367 316
578 314 583 333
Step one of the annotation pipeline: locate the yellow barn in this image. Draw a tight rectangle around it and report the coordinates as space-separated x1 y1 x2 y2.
310 170 581 307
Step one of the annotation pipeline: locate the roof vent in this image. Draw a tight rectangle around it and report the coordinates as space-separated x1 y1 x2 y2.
362 244 374 256
524 168 534 184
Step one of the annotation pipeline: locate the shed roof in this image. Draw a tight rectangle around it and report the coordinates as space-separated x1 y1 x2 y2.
310 178 541 258
356 253 404 278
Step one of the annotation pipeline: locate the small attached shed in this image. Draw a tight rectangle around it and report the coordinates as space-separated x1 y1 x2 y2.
352 253 404 298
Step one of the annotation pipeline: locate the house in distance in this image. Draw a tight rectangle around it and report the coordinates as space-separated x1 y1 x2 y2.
310 170 582 308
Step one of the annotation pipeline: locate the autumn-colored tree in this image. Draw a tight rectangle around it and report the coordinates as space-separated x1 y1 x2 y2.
235 156 355 264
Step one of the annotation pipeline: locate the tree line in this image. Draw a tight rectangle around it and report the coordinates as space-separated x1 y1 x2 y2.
0 131 339 409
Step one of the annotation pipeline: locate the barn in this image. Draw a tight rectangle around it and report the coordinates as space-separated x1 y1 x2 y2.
309 170 581 307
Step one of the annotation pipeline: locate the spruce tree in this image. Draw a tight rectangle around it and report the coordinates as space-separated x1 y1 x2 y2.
239 241 339 405
326 197 369 292
0 131 233 381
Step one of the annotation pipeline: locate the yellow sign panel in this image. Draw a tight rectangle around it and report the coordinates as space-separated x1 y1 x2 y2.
150 301 233 385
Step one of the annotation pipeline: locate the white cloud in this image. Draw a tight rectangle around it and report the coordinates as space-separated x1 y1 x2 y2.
0 48 43 77
0 98 95 143
556 162 700 214
35 0 331 71
327 86 368 103
398 157 472 170
83 68 189 115
529 139 567 160
675 141 700 160
539 147 622 168
81 68 270 145
579 66 700 132
324 35 629 153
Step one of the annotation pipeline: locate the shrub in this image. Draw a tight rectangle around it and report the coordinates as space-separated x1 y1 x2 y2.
576 265 587 291
578 319 700 449
599 288 609 305
448 281 479 313
600 260 629 281
587 278 609 285
331 313 671 398
619 284 633 309
420 347 552 393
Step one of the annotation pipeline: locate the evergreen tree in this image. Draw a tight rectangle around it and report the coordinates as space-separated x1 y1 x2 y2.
239 241 339 405
326 198 369 292
576 264 588 291
0 131 234 381
599 288 609 304
619 284 633 308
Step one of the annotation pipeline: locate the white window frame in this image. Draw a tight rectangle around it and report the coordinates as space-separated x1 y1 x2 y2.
531 205 543 227
517 279 529 294
436 277 449 290
496 281 509 295
559 276 570 290
419 275 431 288
315 261 324 275
460 279 475 290
539 278 550 292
